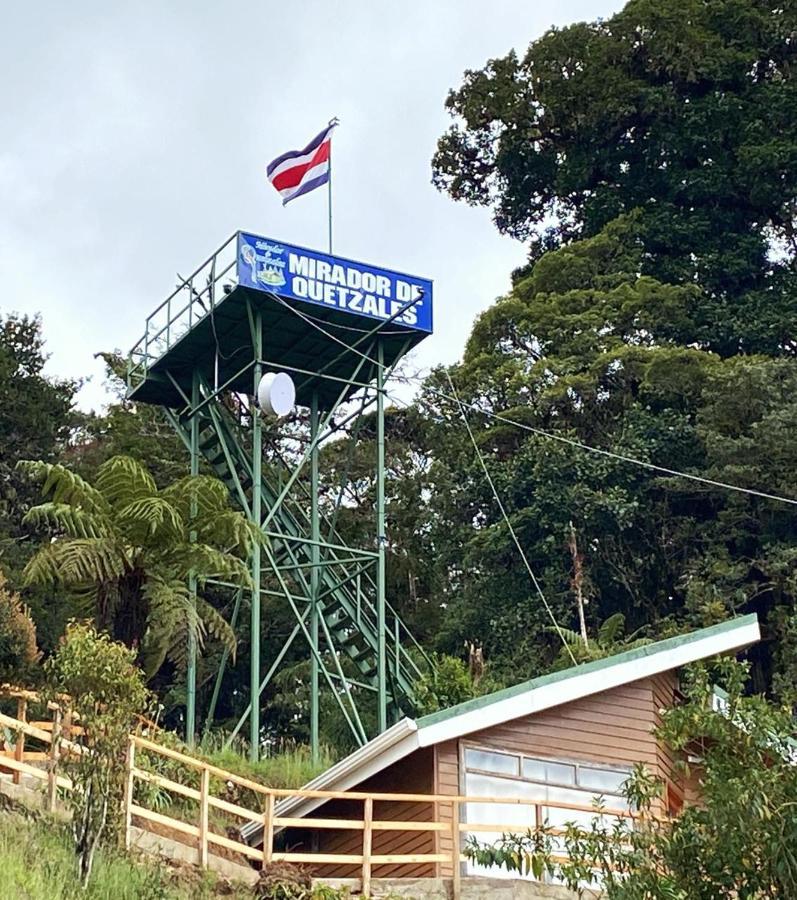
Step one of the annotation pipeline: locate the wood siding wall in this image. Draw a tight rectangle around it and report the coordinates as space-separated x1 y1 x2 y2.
296 747 437 879
434 675 682 876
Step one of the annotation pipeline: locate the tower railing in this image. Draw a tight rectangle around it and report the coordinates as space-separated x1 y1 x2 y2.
127 232 239 390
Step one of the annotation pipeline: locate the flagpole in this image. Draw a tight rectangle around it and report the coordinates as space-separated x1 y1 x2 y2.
327 117 339 254
328 143 333 254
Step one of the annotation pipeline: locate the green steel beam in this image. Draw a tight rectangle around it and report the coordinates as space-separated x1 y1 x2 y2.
224 609 308 747
250 304 263 762
376 339 387 733
310 391 320 762
202 587 243 740
261 531 378 558
260 351 370 531
262 544 365 746
186 369 200 745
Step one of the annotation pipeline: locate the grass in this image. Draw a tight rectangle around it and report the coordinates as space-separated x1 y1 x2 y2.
132 732 338 857
0 808 253 899
197 733 336 789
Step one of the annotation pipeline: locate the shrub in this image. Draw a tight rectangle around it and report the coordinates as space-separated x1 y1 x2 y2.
0 568 40 682
45 622 153 886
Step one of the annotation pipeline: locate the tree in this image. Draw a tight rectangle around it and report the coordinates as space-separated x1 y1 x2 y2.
0 313 79 575
0 566 40 683
413 653 499 715
69 353 189 489
404 219 796 694
432 0 797 356
46 622 152 886
465 658 797 897
17 455 257 681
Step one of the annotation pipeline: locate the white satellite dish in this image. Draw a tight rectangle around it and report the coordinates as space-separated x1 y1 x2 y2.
257 371 296 417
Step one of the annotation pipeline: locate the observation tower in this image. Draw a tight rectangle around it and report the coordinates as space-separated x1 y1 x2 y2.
126 232 433 759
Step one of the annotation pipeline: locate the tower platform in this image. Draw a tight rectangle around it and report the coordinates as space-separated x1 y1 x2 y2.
127 231 433 409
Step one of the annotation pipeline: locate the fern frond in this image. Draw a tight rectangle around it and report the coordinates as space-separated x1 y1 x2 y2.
23 538 129 588
96 456 157 508
23 503 110 539
140 575 205 677
116 497 185 545
16 461 108 513
162 476 229 522
544 624 583 647
197 510 263 557
179 545 251 585
598 612 626 647
197 597 237 662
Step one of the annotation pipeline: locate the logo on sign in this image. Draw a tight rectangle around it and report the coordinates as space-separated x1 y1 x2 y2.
240 241 287 288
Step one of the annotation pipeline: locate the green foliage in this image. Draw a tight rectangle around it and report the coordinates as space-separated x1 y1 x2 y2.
0 567 40 682
0 807 252 898
549 612 651 668
413 653 500 715
45 622 153 886
403 215 797 696
466 659 797 897
198 733 335 789
433 0 797 356
18 455 257 680
0 313 80 628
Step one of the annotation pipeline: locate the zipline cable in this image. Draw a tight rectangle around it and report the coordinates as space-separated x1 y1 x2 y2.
268 297 797 508
444 371 579 665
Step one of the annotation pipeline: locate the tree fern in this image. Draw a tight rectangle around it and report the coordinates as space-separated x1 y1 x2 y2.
140 575 202 677
162 475 228 520
183 544 251 585
597 612 627 647
19 454 252 683
197 597 237 662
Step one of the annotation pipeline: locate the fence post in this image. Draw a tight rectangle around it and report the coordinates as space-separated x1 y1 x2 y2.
198 766 210 868
13 697 27 785
450 799 461 900
47 706 62 812
123 737 136 850
262 792 275 867
362 797 373 898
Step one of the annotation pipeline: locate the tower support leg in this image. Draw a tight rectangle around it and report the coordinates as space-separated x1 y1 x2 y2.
250 309 263 762
186 369 199 745
376 340 387 733
310 392 320 762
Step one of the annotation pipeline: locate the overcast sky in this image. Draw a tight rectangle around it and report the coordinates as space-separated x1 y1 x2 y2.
1 0 624 411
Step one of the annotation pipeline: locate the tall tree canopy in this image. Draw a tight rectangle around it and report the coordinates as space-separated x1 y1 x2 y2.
433 0 797 356
0 314 79 573
403 219 797 694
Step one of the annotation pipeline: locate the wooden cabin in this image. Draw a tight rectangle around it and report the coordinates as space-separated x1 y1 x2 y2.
241 614 760 887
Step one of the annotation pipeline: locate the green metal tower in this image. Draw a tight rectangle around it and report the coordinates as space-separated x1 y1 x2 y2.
126 232 433 759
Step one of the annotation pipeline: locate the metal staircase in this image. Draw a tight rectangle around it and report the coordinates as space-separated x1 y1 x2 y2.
165 389 427 715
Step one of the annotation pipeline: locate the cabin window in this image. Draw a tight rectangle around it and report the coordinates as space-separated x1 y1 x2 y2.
464 747 520 776
462 745 631 882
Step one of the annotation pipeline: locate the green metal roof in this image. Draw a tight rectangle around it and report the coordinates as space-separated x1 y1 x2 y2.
129 285 426 409
417 614 760 729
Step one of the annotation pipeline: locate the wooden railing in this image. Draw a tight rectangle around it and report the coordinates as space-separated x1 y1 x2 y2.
124 734 634 898
0 697 634 899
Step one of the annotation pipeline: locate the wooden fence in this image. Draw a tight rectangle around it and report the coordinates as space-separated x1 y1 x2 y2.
125 734 635 897
0 694 634 898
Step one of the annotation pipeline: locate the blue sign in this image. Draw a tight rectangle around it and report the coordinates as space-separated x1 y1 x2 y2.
236 232 433 333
